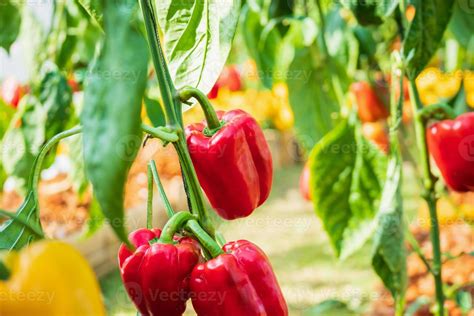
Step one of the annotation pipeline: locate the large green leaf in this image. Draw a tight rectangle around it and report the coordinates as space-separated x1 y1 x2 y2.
309 121 387 258
372 154 407 301
0 0 21 52
81 0 148 245
157 0 241 95
403 0 455 78
449 0 474 48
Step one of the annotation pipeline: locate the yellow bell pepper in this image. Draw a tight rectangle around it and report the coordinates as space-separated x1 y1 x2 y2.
0 241 106 316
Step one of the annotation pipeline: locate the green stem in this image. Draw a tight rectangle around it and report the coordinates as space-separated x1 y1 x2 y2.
0 209 44 238
186 219 223 258
30 126 83 194
173 136 215 237
409 79 445 316
179 87 221 131
0 261 10 281
405 227 433 274
149 160 175 218
139 0 178 126
146 164 154 229
141 124 179 143
159 211 195 244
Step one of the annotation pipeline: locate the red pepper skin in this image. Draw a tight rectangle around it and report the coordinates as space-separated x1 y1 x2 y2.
118 228 202 316
190 240 288 316
186 110 273 220
351 81 389 123
218 66 243 92
427 113 474 192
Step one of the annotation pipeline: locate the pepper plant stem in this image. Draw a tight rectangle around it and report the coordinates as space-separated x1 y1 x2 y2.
159 212 195 244
139 1 216 238
146 164 154 229
409 79 445 316
179 87 221 130
186 220 223 258
149 160 175 218
141 124 179 143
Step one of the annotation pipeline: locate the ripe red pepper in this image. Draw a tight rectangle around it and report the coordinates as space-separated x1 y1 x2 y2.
351 81 389 123
186 109 273 219
118 228 201 316
218 65 243 92
427 113 474 192
190 240 288 316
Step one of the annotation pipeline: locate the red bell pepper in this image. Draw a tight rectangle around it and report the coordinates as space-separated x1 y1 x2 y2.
190 240 288 316
186 109 273 220
351 81 389 122
427 113 474 192
118 228 202 316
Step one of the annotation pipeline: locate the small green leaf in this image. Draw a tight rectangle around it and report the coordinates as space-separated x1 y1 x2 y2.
81 0 148 246
403 0 455 78
0 0 21 52
144 96 166 127
372 154 407 301
455 289 473 313
0 192 41 251
157 0 241 95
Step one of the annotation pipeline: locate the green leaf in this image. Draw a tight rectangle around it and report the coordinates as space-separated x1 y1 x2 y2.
0 0 21 52
303 299 356 316
39 69 73 140
81 0 148 246
157 0 241 94
344 132 387 259
371 154 407 301
403 0 455 78
309 121 387 259
287 46 339 150
77 0 103 28
449 0 474 48
0 99 15 137
0 192 41 251
144 96 166 127
309 121 356 255
455 289 473 313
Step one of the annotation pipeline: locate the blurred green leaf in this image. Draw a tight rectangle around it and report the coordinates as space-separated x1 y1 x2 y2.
81 0 148 245
157 0 241 95
0 0 21 52
449 0 474 48
403 0 455 78
81 198 105 239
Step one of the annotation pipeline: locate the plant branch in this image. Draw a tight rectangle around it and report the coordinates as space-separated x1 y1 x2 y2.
146 164 154 229
149 160 175 218
409 78 445 316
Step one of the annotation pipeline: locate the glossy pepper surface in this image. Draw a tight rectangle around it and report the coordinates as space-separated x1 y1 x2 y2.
351 81 389 122
190 240 288 316
118 228 202 316
0 240 105 316
427 113 474 192
186 109 273 219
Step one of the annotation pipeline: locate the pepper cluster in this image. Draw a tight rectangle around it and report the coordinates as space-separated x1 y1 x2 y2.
119 106 287 315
